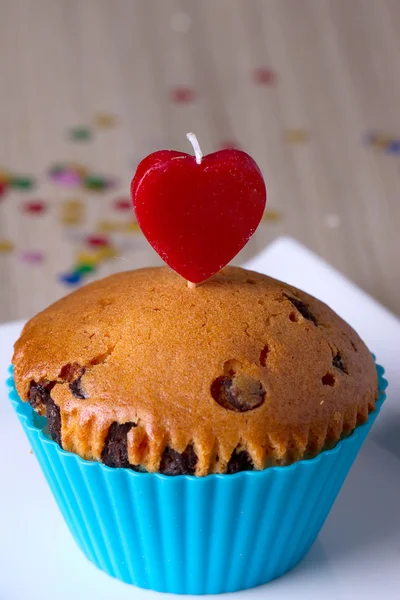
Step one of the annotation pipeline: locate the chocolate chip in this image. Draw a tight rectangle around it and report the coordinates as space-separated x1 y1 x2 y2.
28 382 50 409
160 445 197 476
227 450 254 474
211 375 265 412
69 370 86 399
28 380 55 409
28 381 61 445
46 398 62 446
260 345 270 367
101 422 137 469
332 353 347 374
322 373 335 386
284 294 317 325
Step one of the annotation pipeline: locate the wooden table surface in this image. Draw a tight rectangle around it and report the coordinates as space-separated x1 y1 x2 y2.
1 0 400 324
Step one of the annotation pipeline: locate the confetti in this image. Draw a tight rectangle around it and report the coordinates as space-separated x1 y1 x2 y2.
11 175 35 190
23 200 47 215
49 162 88 185
171 12 192 32
20 250 44 264
94 113 117 128
98 220 140 234
262 209 282 223
84 174 108 191
76 251 100 266
69 127 92 141
254 68 276 85
0 240 14 253
69 162 90 177
0 182 7 198
86 234 110 248
51 168 82 188
363 132 397 151
113 197 132 211
61 238 118 286
386 141 400 154
75 263 96 275
59 272 82 286
219 140 241 150
60 198 84 225
324 214 341 229
373 136 393 149
0 169 11 185
284 129 308 144
94 245 117 261
125 221 141 233
97 221 117 233
171 87 196 103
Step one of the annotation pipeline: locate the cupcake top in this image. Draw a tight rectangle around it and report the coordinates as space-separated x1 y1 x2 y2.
13 266 378 476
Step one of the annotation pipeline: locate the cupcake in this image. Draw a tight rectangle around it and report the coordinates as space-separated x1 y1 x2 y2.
8 136 387 593
10 266 386 593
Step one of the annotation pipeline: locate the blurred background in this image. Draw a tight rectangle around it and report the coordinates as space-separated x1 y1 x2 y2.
0 0 399 324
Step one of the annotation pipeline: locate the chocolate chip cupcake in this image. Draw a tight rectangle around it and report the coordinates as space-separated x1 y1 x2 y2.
9 266 386 594
13 266 378 475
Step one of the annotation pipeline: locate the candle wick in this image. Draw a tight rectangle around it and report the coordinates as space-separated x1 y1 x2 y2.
186 132 203 164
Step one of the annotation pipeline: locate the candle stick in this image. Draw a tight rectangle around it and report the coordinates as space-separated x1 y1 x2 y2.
186 132 203 164
186 132 202 289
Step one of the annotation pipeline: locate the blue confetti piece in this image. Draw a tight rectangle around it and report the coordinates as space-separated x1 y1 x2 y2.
59 272 82 286
386 140 400 154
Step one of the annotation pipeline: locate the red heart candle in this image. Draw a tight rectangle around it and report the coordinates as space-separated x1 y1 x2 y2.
131 134 266 285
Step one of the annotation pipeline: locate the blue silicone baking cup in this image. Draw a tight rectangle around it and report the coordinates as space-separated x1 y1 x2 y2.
7 363 387 594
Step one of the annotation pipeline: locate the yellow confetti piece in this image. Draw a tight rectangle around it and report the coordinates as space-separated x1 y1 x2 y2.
0 169 11 185
0 240 14 253
262 209 282 223
94 245 117 261
372 134 393 149
97 220 119 233
68 162 90 177
284 129 308 144
76 245 116 265
125 221 141 233
97 220 140 234
76 251 99 266
60 198 84 225
94 113 118 128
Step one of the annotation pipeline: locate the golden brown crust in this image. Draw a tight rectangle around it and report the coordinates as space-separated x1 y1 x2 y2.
12 266 378 476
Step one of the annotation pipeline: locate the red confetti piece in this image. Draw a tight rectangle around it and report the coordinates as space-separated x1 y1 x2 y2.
113 197 132 211
219 140 241 150
86 234 110 248
254 68 276 85
171 87 196 103
23 200 46 215
0 182 7 198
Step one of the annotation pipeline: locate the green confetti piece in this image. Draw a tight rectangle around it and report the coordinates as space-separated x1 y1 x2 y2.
70 127 92 141
84 174 107 191
75 263 96 275
11 176 35 190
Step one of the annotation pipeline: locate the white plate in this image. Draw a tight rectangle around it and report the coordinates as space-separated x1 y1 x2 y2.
1 237 400 600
